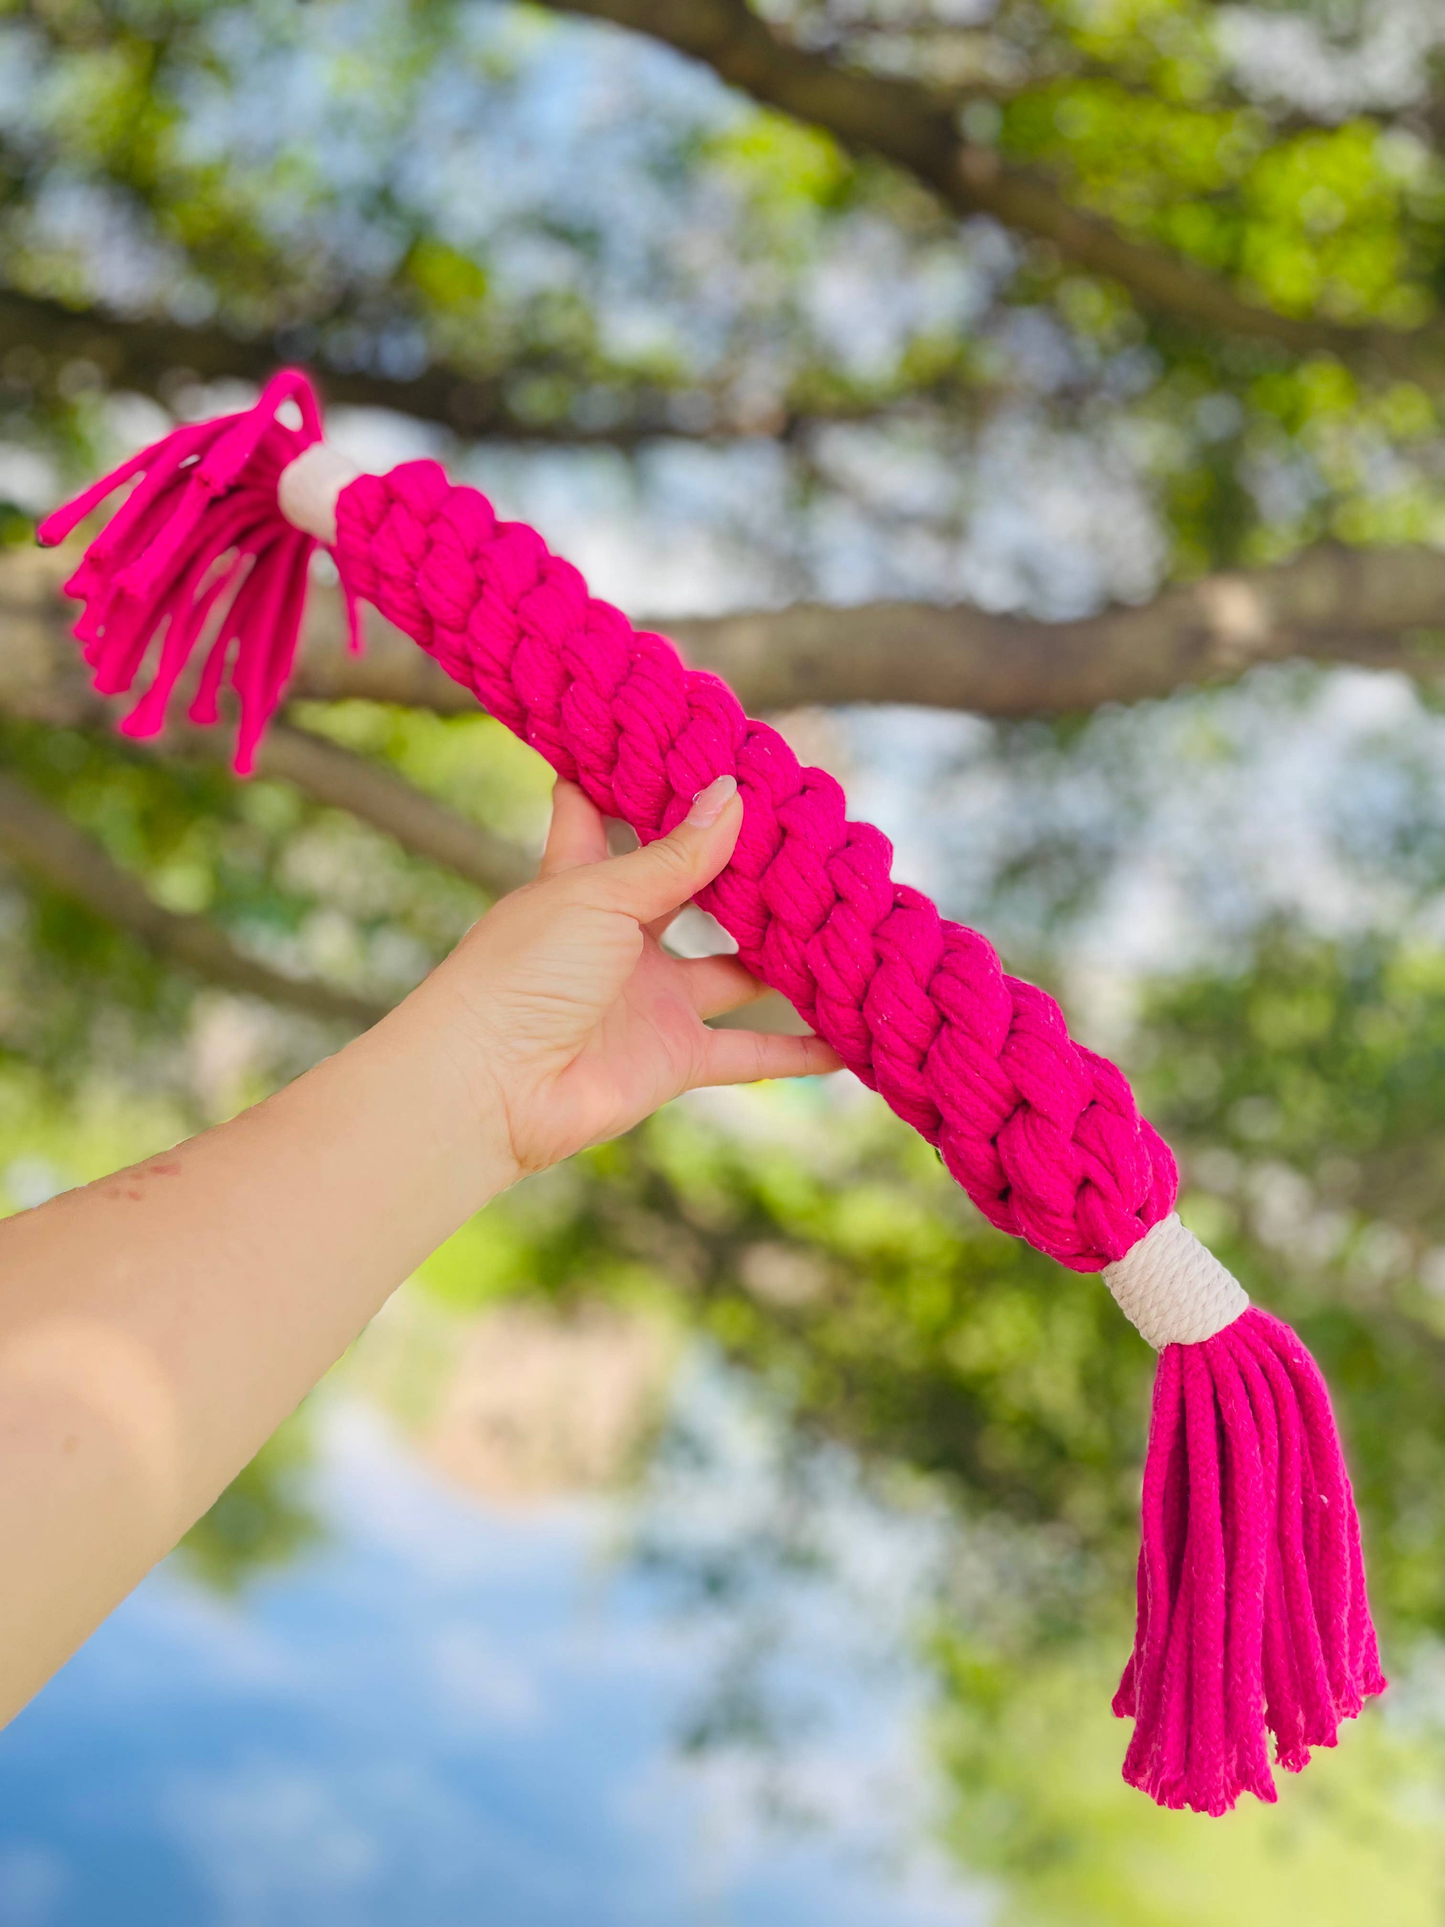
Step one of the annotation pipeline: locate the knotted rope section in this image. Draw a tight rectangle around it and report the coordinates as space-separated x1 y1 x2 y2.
336 455 1177 1274
37 369 1385 1815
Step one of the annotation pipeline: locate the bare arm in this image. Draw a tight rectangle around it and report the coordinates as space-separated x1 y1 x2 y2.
0 777 839 1721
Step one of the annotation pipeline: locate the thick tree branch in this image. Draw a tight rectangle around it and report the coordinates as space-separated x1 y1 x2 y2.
0 768 387 1028
8 538 1445 733
195 721 535 898
664 546 1445 713
543 0 1445 384
0 547 533 892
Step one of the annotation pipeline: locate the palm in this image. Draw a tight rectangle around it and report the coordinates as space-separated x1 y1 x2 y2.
559 934 725 1138
439 781 839 1179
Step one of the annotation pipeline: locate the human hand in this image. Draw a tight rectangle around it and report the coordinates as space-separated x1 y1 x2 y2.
422 775 843 1184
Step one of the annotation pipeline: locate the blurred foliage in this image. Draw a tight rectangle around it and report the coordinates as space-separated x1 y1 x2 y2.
0 707 505 1087
473 1106 1152 1553
928 1625 1445 1927
7 0 1445 564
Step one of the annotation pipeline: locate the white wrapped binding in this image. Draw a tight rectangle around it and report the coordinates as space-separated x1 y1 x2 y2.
278 442 360 545
1102 1213 1249 1350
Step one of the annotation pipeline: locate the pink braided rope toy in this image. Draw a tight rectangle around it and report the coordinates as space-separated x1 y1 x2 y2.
39 369 1384 1814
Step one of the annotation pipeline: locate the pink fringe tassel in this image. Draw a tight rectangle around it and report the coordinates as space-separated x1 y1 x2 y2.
1115 1308 1385 1813
36 369 327 774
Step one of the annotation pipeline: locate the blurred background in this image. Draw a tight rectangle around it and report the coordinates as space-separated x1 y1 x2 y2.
6 0 1445 1919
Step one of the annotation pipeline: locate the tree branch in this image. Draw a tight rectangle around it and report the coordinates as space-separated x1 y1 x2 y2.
8 537 1445 732
0 545 534 891
0 768 387 1028
664 545 1445 713
193 721 536 898
542 0 1445 384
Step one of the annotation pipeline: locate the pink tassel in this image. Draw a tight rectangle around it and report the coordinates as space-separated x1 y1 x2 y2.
1114 1309 1385 1813
37 369 325 774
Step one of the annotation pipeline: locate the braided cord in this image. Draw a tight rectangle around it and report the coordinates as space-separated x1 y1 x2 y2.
335 459 1177 1271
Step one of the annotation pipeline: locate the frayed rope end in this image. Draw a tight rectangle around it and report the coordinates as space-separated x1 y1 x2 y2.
37 369 328 775
1114 1305 1385 1815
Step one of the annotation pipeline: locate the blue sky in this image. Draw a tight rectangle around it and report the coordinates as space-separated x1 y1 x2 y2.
0 1392 986 1927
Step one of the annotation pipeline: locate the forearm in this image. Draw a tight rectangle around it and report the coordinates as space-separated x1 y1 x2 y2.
0 982 513 1722
0 770 825 1723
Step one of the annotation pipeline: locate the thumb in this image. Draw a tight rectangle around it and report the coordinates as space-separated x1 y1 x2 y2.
591 776 742 925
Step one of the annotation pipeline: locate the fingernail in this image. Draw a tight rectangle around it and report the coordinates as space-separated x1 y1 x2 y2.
686 774 737 827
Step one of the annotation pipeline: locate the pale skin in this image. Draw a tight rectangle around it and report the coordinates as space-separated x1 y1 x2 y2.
0 774 841 1725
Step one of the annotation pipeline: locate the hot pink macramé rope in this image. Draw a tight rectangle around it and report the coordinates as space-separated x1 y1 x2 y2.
37 370 1385 1813
334 456 1177 1272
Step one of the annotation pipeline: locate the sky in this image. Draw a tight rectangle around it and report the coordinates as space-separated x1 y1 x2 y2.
0 1370 987 1927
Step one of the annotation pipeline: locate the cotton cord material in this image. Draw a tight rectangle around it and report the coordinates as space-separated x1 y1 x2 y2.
38 369 1385 1815
277 440 360 546
1103 1213 1249 1349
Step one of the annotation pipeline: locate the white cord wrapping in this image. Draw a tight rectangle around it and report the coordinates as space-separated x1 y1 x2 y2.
278 442 360 545
1102 1213 1249 1349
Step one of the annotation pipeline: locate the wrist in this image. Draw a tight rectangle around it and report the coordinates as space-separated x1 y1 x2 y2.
352 983 523 1217
382 971 526 1200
